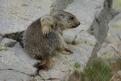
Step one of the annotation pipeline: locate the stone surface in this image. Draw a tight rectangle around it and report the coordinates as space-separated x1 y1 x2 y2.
0 70 32 81
113 0 121 11
98 12 121 58
0 38 17 47
0 43 38 80
110 71 121 81
0 0 52 35
0 0 119 81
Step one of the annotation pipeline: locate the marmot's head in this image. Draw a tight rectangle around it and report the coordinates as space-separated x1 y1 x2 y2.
40 15 57 35
51 10 80 31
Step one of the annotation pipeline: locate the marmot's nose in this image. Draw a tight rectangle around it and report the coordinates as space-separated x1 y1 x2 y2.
72 22 81 28
77 22 80 26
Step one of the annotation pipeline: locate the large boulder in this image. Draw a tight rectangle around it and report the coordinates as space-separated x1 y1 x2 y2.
0 40 38 81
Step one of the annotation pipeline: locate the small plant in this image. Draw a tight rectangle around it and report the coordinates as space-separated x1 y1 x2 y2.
67 62 83 81
84 58 112 81
0 45 7 51
73 62 81 73
74 62 81 69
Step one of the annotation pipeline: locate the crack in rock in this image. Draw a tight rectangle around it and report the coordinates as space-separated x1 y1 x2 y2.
0 69 34 77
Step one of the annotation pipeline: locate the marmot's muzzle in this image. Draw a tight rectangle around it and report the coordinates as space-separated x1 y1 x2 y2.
72 22 80 28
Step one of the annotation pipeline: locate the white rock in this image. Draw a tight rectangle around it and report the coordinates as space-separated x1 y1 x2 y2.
0 0 53 35
0 70 32 81
0 38 17 47
0 43 38 75
98 12 121 59
63 29 77 43
0 36 2 42
113 0 121 11
110 70 121 81
108 13 121 43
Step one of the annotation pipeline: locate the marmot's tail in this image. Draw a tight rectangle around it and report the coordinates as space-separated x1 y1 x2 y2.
3 31 24 48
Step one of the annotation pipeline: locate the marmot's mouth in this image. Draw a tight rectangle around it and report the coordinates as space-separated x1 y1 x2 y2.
71 25 77 28
71 22 80 28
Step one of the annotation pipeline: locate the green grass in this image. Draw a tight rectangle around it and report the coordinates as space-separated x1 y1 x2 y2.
0 45 7 51
74 62 81 69
73 62 81 72
84 58 112 81
113 0 121 10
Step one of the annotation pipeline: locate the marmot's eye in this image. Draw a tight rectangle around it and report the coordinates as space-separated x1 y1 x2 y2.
51 25 53 28
59 14 63 16
70 16 74 20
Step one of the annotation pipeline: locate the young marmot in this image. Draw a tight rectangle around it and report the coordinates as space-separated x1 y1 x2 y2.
23 10 80 70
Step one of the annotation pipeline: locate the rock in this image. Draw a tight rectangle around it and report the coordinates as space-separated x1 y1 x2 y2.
98 12 121 63
110 71 121 81
113 0 121 11
0 0 53 35
88 0 116 46
0 36 2 42
50 0 73 11
0 43 38 77
108 13 121 43
63 29 77 44
75 31 96 45
0 70 32 81
0 38 17 47
63 30 96 45
86 0 119 64
110 56 121 73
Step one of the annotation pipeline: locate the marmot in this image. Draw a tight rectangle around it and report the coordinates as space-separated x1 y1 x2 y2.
23 10 80 70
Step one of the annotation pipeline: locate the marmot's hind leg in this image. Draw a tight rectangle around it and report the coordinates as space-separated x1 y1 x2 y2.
58 33 73 54
34 56 55 70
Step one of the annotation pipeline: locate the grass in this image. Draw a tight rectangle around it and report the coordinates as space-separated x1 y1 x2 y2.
0 45 7 51
73 62 81 72
113 0 121 10
84 58 112 81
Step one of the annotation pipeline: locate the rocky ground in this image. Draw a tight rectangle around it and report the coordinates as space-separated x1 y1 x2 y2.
0 0 121 81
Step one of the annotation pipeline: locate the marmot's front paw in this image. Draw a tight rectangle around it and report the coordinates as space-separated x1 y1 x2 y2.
42 26 52 35
40 15 57 35
60 44 73 54
64 48 73 54
61 48 73 55
63 44 73 54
